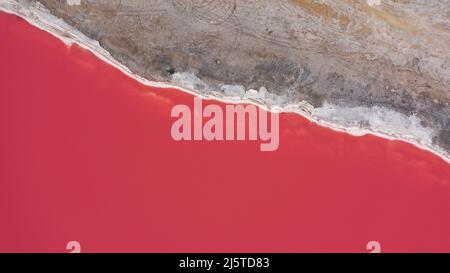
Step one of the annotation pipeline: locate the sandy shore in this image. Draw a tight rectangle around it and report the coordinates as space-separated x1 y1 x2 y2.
1 0 448 163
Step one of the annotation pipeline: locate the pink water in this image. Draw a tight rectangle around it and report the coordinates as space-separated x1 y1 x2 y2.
1 12 450 252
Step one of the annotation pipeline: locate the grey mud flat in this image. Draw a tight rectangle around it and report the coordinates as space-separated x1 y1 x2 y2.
12 0 450 155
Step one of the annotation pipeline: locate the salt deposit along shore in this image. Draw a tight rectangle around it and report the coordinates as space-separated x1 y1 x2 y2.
1 0 448 163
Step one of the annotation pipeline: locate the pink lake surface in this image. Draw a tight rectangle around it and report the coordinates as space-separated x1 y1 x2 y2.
1 12 450 252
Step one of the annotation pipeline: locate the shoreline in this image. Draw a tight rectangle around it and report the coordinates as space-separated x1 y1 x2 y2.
1 1 449 164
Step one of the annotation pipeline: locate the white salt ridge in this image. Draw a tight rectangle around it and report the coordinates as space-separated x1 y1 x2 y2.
171 72 207 92
220 84 246 97
1 0 448 163
313 103 435 146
